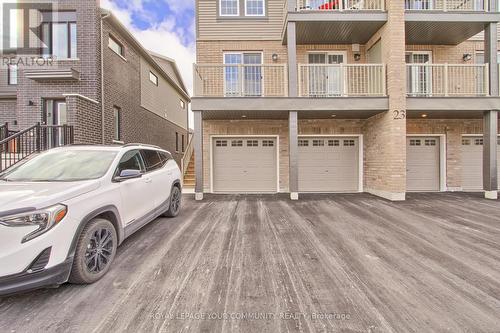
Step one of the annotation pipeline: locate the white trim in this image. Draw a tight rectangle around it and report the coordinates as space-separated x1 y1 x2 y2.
210 135 280 194
297 134 364 193
62 94 100 105
407 134 447 192
219 0 240 16
244 0 266 16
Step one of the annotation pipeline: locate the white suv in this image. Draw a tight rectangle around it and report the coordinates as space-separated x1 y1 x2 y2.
0 144 182 295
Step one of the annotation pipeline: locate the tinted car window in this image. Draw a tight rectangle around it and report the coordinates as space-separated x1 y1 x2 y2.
141 150 163 172
158 151 172 166
115 150 145 176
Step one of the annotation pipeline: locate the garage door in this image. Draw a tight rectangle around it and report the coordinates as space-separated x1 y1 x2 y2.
407 137 440 192
212 137 277 193
298 137 360 192
461 136 500 191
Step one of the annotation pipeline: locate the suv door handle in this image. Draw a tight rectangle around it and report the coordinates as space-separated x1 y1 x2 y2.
144 177 152 183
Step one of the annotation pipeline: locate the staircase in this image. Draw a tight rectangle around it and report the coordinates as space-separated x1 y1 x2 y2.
0 123 74 172
183 155 195 188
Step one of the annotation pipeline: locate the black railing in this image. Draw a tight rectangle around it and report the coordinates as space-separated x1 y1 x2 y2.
0 124 74 173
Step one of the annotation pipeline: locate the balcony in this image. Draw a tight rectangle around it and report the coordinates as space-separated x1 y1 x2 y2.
194 64 288 98
405 0 500 44
298 64 386 97
406 63 488 97
283 0 387 44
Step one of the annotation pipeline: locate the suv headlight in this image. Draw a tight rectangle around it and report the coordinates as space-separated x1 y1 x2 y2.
0 204 67 243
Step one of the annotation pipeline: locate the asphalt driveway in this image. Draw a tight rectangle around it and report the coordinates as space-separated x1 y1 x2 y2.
1 193 500 332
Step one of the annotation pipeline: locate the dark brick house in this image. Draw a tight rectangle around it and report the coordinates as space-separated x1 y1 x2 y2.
0 0 190 167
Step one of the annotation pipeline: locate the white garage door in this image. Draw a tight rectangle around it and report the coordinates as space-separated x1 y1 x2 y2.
407 137 440 192
298 137 360 192
461 136 500 191
212 137 277 193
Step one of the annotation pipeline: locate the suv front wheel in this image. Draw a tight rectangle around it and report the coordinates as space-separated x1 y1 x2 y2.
69 218 118 284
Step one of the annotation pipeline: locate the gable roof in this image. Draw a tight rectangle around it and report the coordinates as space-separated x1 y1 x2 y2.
100 9 190 101
149 51 188 93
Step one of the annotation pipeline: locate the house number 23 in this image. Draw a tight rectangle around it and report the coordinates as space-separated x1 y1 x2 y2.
393 110 406 120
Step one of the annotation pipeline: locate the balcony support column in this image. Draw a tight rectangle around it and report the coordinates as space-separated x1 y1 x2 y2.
484 23 498 96
483 111 498 199
289 111 299 200
194 110 204 201
287 22 298 98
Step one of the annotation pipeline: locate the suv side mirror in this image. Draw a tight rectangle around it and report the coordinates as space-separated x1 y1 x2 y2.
114 169 142 182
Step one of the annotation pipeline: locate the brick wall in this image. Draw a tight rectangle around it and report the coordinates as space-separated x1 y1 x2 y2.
0 99 18 130
102 20 188 166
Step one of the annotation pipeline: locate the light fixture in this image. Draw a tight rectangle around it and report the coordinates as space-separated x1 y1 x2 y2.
463 53 472 62
354 53 361 62
421 114 428 118
28 100 35 106
331 114 337 118
241 115 247 118
272 53 279 62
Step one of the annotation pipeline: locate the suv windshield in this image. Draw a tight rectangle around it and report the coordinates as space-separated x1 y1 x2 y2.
1 150 117 182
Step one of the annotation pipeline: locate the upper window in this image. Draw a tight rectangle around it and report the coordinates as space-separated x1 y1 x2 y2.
245 0 265 16
41 11 77 59
109 35 124 58
113 106 121 142
149 71 158 86
220 0 239 16
180 99 186 109
141 150 163 172
8 64 17 85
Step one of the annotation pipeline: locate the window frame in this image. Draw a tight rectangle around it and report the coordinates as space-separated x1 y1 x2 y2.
182 134 185 152
180 99 186 109
40 14 77 59
175 132 179 152
149 71 159 86
220 0 240 16
108 34 125 58
113 106 121 142
245 0 266 16
7 64 17 85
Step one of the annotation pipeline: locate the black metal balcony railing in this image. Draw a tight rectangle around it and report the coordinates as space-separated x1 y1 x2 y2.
0 124 74 172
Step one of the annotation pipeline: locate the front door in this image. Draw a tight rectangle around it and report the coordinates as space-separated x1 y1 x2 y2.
406 52 432 96
44 100 68 148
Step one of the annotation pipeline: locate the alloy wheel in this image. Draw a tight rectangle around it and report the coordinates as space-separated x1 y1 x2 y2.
85 228 114 274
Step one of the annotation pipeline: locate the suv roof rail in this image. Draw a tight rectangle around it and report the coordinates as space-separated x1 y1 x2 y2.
122 143 163 150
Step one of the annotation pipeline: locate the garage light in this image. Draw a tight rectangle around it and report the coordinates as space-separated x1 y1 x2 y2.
421 114 428 118
241 115 247 118
331 114 337 118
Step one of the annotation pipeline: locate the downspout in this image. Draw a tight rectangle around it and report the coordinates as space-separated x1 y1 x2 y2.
100 12 111 144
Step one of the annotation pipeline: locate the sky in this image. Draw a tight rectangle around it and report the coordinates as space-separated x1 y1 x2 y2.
101 0 196 124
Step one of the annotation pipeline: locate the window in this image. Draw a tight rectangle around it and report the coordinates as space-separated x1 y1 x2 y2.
180 99 186 109
220 0 239 16
109 35 124 57
247 140 258 147
462 139 471 146
246 0 265 16
224 52 262 97
113 106 121 142
298 139 309 147
141 150 163 172
262 140 274 147
216 140 227 147
149 71 158 86
313 140 325 147
231 140 243 147
182 135 185 152
176 132 179 152
158 151 172 166
475 138 484 146
410 139 421 146
41 11 77 59
425 139 436 146
328 139 340 146
115 150 145 177
8 64 17 85
344 140 355 146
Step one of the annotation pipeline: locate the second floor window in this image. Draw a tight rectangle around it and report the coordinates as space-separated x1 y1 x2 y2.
246 0 265 16
149 72 159 86
41 11 77 59
8 65 17 85
109 35 125 58
113 106 121 142
220 0 239 16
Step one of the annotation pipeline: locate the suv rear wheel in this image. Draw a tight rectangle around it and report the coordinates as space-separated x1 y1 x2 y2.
69 218 117 284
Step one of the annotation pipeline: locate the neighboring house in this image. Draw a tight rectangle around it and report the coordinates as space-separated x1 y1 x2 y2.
192 0 500 200
0 1 190 168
